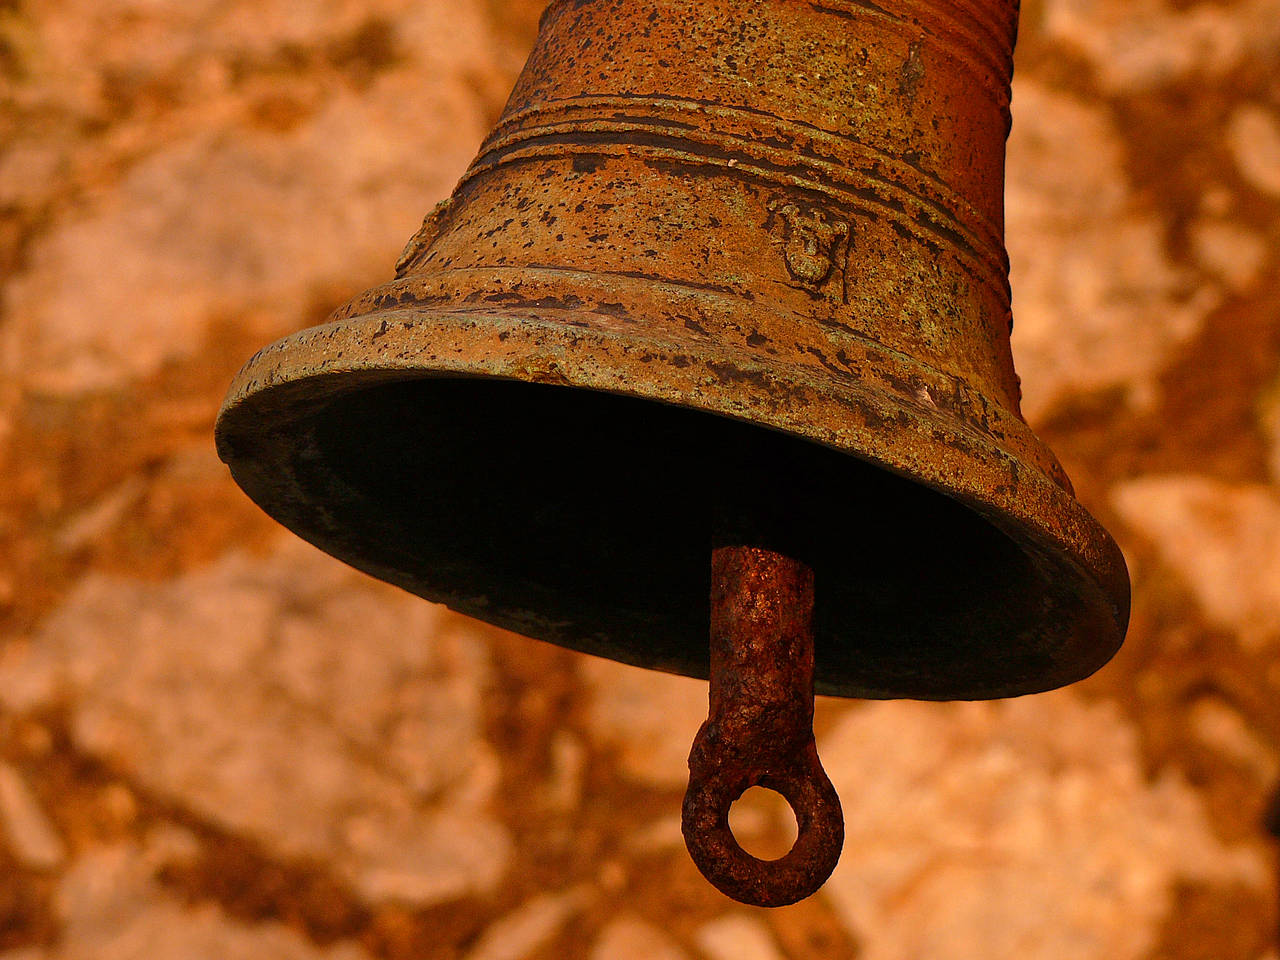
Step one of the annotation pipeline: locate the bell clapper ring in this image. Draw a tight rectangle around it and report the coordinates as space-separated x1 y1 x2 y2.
681 543 845 907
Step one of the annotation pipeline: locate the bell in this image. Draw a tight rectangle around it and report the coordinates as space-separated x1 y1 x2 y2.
216 0 1129 907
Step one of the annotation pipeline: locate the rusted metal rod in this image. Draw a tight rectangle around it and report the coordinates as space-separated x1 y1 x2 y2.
682 545 844 907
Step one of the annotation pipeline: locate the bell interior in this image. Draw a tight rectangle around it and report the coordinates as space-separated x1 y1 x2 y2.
242 375 1107 700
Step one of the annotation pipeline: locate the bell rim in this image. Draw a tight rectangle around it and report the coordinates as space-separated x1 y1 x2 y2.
216 304 1130 700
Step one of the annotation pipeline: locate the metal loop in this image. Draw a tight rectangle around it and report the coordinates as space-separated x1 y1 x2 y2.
682 738 844 908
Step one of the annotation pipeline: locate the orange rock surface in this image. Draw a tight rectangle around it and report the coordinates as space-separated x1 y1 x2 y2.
2 1 1279 958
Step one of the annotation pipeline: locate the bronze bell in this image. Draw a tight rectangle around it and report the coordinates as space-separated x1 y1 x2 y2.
216 0 1130 907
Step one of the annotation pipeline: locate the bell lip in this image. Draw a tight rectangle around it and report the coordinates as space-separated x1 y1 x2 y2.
216 305 1131 701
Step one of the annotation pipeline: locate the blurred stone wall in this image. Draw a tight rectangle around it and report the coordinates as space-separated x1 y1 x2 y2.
2 0 1279 957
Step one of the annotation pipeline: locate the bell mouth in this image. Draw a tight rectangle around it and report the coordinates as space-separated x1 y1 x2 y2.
217 320 1128 700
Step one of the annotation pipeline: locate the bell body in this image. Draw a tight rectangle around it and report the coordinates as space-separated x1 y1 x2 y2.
216 0 1130 699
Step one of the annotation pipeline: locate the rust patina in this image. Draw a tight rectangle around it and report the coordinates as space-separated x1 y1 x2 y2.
684 545 842 906
215 0 1130 906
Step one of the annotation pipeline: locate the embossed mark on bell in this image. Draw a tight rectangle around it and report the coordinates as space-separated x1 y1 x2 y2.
768 201 850 290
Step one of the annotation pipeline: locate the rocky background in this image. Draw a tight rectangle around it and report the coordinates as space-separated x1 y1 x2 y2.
2 0 1280 957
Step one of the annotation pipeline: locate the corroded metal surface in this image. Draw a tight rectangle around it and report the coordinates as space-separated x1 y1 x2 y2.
215 0 1133 910
216 0 1130 697
683 545 842 907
